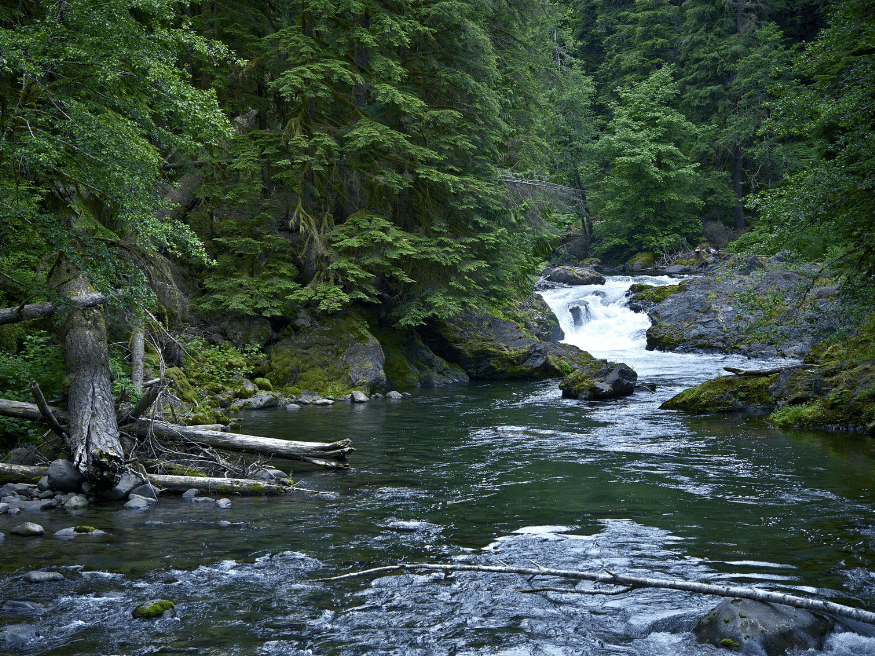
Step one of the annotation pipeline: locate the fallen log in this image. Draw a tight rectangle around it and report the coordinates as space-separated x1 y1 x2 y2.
147 473 289 495
0 463 289 495
0 293 107 325
0 398 67 423
133 420 354 469
312 562 875 626
724 364 811 376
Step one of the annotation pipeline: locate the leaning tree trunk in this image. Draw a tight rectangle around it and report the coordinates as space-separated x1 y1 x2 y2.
50 258 124 489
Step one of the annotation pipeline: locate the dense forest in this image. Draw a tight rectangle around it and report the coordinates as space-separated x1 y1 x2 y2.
1 0 874 449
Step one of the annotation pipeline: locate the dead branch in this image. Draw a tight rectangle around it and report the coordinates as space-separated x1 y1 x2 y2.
0 293 107 325
28 381 68 440
310 562 875 625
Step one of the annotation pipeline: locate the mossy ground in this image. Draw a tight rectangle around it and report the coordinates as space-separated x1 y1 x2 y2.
629 283 680 305
660 375 777 413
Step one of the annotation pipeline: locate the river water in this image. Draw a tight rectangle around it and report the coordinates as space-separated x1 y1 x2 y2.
2 276 875 655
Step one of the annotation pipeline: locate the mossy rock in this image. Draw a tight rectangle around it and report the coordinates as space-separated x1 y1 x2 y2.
74 525 97 534
253 377 273 391
164 367 197 404
629 283 680 305
132 599 175 619
267 311 386 395
627 252 656 269
661 374 777 413
373 325 469 388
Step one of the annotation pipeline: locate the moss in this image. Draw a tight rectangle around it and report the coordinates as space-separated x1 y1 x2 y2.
660 374 777 413
132 599 175 619
627 252 656 268
719 638 740 649
629 283 680 305
74 525 97 533
164 367 198 403
253 377 273 391
163 464 207 477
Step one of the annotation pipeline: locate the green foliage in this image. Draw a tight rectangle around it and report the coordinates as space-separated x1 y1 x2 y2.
183 337 260 387
0 331 65 445
588 66 705 261
0 0 230 306
745 0 875 291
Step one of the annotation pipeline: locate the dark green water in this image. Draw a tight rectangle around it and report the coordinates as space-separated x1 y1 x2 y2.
1 277 874 655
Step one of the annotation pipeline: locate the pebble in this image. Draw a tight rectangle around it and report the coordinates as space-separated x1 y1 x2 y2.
10 522 44 537
23 571 64 583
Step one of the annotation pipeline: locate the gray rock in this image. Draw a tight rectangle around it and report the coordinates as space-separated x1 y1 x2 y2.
123 496 153 510
569 304 590 327
542 265 606 286
371 393 384 399
129 483 159 500
0 503 9 514
182 488 200 498
695 598 831 655
63 494 89 510
216 498 232 509
254 468 288 481
519 294 565 342
4 445 41 465
0 532 3 540
188 496 216 504
1 483 30 496
560 362 638 400
7 507 20 515
1 600 44 613
38 490 54 499
284 403 301 411
351 391 370 403
54 527 107 539
246 392 278 410
102 472 147 501
23 571 64 583
386 391 403 399
39 499 58 510
0 623 38 649
47 459 84 493
37 476 51 492
129 493 158 506
222 317 274 350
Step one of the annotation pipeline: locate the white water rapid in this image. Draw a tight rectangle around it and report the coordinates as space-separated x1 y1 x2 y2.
538 275 792 383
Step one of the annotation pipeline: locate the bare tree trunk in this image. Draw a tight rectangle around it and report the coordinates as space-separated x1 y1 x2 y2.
49 258 124 489
131 320 145 393
0 293 106 325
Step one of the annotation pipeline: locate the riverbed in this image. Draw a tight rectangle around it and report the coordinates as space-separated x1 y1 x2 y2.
2 276 875 655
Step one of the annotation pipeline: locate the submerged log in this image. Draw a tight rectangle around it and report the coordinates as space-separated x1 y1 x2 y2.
313 562 875 626
133 420 355 469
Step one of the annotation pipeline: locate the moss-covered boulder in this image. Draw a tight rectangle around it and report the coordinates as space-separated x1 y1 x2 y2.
626 283 681 314
374 327 469 388
560 362 637 400
627 252 656 270
660 374 777 414
517 294 564 342
540 265 606 287
422 311 601 380
132 599 175 619
267 312 386 395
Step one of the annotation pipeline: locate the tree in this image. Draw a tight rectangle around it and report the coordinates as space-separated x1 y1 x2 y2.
0 0 229 484
588 66 704 260
746 0 875 291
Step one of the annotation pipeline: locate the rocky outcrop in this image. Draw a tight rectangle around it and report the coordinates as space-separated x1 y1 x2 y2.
518 294 564 342
695 598 831 655
377 328 469 388
267 312 386 393
421 310 637 399
536 265 605 290
644 254 840 358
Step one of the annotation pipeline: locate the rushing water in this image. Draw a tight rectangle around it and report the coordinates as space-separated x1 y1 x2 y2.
3 276 875 655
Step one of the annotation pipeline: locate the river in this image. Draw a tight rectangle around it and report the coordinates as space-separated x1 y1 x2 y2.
2 276 875 655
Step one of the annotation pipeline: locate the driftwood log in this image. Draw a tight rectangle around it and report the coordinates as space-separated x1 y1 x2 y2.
313 562 875 626
134 420 354 469
0 463 291 495
724 364 811 376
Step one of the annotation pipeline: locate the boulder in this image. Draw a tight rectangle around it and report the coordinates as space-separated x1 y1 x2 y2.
268 312 386 393
518 294 564 342
422 311 601 381
129 483 159 500
102 472 146 501
47 459 84 493
377 327 470 388
351 391 370 403
221 317 274 350
542 265 606 286
386 391 403 399
10 522 44 537
560 363 638 400
63 495 89 510
23 571 64 583
695 598 831 655
132 599 175 620
244 392 278 410
123 496 154 510
216 498 232 509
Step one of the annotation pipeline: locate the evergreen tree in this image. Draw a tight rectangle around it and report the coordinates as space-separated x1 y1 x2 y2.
588 66 704 260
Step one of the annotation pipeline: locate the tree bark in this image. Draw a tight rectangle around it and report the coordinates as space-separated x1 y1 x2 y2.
134 420 354 469
0 398 67 423
49 258 124 489
0 293 106 325
314 562 875 626
130 321 145 393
